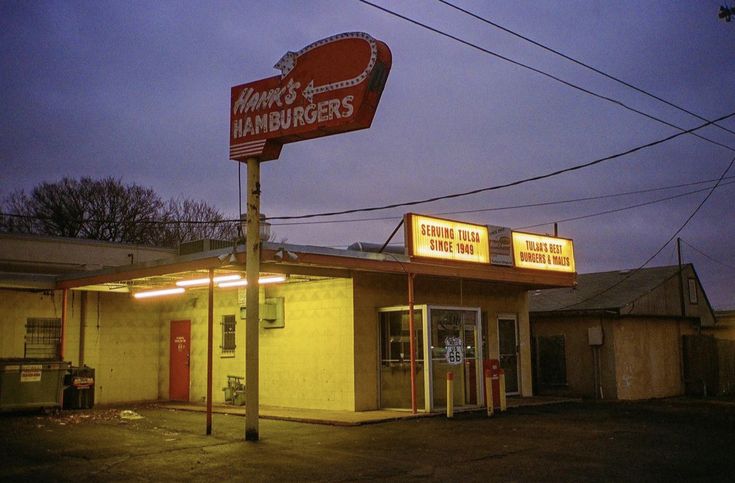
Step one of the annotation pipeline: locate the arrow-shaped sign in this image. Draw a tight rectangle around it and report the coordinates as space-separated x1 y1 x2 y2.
274 32 378 103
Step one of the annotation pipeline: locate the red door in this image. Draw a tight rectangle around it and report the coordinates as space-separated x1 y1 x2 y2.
169 320 191 401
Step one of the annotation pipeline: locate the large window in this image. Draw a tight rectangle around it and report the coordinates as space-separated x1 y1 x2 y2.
379 309 424 409
25 318 61 359
221 315 236 356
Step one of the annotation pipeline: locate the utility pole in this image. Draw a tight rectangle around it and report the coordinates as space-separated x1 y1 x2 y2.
677 238 685 319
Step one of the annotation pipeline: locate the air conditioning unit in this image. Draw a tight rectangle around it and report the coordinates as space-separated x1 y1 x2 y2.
178 239 235 256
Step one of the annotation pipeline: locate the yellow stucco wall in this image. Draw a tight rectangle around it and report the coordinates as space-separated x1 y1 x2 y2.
83 292 161 404
262 278 355 410
0 289 162 405
155 278 356 410
0 289 64 358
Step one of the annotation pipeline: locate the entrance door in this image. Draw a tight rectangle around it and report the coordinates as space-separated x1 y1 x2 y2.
429 307 482 410
169 320 191 401
498 316 520 395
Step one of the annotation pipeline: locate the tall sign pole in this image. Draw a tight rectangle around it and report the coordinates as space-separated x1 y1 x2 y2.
230 32 391 441
245 157 261 441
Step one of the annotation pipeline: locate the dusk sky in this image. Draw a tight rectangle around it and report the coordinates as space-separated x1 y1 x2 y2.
2 1 734 308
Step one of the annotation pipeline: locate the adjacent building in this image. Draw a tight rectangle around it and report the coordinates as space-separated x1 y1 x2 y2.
529 264 722 400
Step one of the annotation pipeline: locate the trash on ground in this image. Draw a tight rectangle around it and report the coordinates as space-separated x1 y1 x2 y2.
119 410 144 420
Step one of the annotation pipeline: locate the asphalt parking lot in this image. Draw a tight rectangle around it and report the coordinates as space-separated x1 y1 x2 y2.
1 398 734 482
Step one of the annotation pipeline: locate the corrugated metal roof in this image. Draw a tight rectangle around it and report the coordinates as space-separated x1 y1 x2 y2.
529 264 684 313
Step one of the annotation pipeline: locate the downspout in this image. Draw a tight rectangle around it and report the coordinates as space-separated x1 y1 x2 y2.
79 291 87 365
60 288 68 360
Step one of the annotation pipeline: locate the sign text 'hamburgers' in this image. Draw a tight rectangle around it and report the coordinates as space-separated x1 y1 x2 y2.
230 32 392 161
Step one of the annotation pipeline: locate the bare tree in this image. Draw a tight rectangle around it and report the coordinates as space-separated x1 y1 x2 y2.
0 177 236 247
159 198 238 247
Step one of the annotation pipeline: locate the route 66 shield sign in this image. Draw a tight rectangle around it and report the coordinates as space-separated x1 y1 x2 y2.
444 336 464 365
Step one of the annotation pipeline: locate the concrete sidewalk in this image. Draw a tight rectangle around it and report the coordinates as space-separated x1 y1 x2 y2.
161 395 578 426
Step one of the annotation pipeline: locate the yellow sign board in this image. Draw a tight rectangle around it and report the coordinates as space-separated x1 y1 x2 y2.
512 232 575 272
406 214 489 264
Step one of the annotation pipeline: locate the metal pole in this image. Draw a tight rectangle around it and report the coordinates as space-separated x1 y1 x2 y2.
446 371 454 418
60 288 68 360
79 292 87 365
245 157 261 441
206 268 214 435
677 238 685 319
676 237 686 391
407 273 417 414
485 368 494 417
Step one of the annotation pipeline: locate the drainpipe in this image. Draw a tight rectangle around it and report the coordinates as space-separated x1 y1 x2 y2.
79 292 87 365
60 288 68 361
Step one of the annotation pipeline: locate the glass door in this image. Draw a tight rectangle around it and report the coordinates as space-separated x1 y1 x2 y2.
378 308 425 410
498 316 520 395
428 307 483 411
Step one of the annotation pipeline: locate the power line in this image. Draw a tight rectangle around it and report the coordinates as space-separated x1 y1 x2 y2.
357 0 735 153
436 0 735 139
270 175 735 227
4 174 733 229
560 155 735 310
4 175 733 229
515 178 735 230
267 110 735 221
681 239 735 271
0 212 238 226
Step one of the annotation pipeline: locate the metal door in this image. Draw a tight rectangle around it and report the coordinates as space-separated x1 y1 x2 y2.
169 320 191 401
498 316 520 395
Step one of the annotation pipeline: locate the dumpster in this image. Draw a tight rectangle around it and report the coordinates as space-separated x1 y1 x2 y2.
63 365 95 409
0 358 70 412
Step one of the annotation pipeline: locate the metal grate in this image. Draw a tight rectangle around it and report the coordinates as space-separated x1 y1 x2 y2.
221 315 236 355
25 318 61 359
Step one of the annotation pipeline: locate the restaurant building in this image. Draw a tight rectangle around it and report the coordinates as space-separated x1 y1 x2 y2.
0 215 576 413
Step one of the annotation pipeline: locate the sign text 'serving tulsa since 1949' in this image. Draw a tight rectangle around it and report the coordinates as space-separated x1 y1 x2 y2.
407 214 490 264
419 221 482 256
